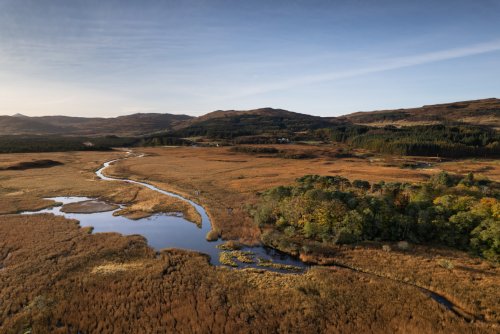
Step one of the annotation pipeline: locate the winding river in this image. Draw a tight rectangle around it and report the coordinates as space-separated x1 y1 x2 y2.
22 153 307 272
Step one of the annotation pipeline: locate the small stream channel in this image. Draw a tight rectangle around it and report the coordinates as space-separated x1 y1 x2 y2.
21 154 307 272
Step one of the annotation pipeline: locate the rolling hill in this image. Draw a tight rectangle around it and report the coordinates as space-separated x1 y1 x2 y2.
0 113 193 136
1 99 498 137
342 98 500 129
172 107 342 139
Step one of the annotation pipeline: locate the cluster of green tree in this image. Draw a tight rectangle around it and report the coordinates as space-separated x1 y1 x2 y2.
252 172 499 261
313 125 371 142
0 135 138 153
0 134 195 153
319 124 500 158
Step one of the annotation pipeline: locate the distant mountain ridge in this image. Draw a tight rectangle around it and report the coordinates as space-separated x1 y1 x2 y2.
0 98 498 136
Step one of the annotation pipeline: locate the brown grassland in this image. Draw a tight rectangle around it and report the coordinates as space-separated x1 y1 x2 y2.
0 145 499 333
0 151 200 224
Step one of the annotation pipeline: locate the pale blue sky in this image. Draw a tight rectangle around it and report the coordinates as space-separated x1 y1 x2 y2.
0 0 499 117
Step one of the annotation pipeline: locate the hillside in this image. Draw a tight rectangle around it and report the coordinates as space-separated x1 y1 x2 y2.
0 113 192 136
2 99 498 138
343 98 500 129
172 107 341 140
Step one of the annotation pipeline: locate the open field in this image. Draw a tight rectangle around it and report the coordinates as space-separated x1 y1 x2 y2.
0 145 499 332
0 214 495 333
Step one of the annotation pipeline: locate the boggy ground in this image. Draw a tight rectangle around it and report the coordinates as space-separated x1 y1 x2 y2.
105 145 500 241
0 151 200 224
0 214 494 333
0 146 499 332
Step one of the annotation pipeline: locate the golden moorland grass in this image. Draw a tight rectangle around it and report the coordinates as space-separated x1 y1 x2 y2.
0 214 495 333
0 146 499 332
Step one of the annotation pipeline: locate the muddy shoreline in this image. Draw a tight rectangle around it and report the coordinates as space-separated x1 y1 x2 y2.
61 200 119 213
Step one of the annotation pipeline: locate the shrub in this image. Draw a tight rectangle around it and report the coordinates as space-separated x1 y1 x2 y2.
438 259 455 270
216 241 241 250
219 252 237 267
431 171 453 187
397 241 410 251
284 226 296 237
352 180 371 191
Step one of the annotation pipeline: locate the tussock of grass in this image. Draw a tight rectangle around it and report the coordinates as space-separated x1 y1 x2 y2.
232 251 255 263
257 258 302 272
219 252 237 267
438 259 455 270
91 261 145 275
216 241 241 250
219 250 255 266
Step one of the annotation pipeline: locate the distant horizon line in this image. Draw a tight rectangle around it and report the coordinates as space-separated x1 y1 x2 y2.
2 96 497 119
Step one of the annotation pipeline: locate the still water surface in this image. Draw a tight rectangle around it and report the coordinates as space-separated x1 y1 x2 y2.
22 156 307 272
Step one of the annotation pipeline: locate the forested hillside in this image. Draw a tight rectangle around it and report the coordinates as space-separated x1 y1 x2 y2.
1 99 498 157
317 124 500 158
171 108 338 139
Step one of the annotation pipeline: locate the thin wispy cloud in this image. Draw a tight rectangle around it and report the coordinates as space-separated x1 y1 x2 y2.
223 40 500 100
0 1 499 116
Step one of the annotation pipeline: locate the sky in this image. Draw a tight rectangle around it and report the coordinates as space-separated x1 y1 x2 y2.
0 0 499 117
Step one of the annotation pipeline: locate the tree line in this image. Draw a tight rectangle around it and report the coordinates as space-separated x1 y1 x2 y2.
0 134 191 153
317 124 500 158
